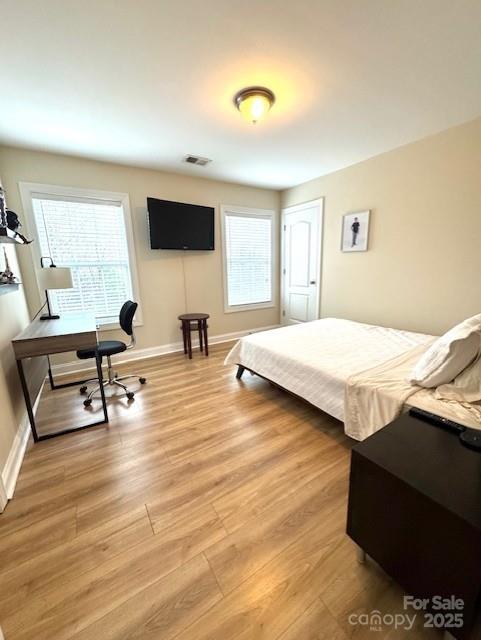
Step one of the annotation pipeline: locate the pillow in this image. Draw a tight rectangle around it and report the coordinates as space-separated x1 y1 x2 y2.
435 352 481 403
409 314 481 388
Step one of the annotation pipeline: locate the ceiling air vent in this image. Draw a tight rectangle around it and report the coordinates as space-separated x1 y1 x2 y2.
183 155 212 166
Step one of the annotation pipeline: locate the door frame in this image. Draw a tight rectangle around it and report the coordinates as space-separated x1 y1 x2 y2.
281 198 324 325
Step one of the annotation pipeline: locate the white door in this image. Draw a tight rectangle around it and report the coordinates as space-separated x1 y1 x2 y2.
281 199 322 324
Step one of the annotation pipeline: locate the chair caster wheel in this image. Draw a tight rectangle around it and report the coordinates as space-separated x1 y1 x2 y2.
83 398 92 407
80 386 87 394
139 377 146 384
127 392 135 401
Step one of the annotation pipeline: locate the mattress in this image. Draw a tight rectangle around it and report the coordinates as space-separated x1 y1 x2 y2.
224 318 434 422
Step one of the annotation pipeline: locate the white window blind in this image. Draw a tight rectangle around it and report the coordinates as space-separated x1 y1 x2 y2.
223 210 273 309
32 194 134 324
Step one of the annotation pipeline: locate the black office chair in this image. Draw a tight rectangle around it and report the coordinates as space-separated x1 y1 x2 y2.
77 300 146 406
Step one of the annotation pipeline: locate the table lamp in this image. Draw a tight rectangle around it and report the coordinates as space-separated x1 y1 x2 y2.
37 256 73 320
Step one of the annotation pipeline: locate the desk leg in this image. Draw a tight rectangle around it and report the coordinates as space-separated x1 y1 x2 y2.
20 350 109 442
96 351 109 424
38 362 109 439
17 358 39 443
47 355 92 390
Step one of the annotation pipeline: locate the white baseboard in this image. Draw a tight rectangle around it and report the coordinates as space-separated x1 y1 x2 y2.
0 381 44 512
1 415 30 498
0 415 31 512
0 479 7 512
51 324 280 378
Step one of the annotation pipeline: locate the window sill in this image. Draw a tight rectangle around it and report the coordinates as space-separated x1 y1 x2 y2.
224 302 275 314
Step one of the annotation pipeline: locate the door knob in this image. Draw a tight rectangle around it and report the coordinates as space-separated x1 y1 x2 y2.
310 280 316 285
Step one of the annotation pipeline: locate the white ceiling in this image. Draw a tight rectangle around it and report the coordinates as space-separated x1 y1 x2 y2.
1 0 480 189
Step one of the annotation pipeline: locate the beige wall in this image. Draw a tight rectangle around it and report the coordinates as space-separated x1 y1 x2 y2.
0 147 280 364
0 224 30 476
282 117 481 336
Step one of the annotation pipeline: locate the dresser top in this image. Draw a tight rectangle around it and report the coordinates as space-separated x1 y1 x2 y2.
353 412 481 531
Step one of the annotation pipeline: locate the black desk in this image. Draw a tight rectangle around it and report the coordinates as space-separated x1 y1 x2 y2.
12 312 108 441
347 412 481 639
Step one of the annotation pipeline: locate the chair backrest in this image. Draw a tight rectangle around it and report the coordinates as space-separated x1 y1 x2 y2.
119 300 138 336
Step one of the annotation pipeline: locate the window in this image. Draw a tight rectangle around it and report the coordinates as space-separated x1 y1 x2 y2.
20 184 140 326
221 205 275 312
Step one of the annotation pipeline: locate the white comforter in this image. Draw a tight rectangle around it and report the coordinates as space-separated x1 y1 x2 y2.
224 318 434 428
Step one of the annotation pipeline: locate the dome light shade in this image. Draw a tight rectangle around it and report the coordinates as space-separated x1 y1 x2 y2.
234 87 275 124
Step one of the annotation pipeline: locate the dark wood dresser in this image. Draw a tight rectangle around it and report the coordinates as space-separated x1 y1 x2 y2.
347 412 481 639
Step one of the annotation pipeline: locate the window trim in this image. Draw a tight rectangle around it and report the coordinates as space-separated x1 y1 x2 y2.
19 182 142 329
221 204 276 313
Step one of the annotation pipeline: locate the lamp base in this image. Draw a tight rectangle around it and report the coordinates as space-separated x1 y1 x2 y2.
40 313 60 321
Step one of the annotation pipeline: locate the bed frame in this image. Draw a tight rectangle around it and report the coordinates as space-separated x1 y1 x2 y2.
236 364 306 399
236 365 246 379
235 363 336 418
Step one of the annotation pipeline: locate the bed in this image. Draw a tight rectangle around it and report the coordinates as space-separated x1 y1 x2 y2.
224 318 481 440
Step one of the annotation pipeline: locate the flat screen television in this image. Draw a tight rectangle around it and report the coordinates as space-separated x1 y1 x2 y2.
147 197 215 250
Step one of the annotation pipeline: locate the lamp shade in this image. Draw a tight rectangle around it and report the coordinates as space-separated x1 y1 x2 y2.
37 266 73 291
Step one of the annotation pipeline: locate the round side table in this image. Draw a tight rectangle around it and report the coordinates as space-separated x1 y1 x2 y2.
178 313 209 359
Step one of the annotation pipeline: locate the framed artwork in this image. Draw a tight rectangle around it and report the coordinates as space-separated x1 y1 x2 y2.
341 210 370 252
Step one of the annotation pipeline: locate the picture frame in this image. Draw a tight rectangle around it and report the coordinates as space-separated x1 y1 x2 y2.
341 210 370 252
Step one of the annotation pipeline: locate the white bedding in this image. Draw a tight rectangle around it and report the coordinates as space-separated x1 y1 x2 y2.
407 390 481 430
224 318 434 424
344 342 433 440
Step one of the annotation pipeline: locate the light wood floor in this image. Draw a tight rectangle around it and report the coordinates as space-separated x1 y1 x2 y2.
0 342 441 639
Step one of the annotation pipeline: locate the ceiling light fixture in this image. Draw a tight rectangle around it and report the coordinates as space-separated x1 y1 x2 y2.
234 86 275 124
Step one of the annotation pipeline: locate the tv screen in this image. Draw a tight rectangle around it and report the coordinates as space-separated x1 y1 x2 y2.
147 198 215 250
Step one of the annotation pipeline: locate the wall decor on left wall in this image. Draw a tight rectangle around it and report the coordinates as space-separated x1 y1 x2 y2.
0 186 32 245
0 247 18 283
0 246 21 294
